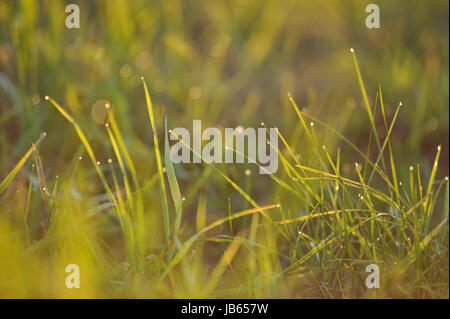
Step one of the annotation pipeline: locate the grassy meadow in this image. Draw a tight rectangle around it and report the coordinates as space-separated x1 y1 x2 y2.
0 0 448 298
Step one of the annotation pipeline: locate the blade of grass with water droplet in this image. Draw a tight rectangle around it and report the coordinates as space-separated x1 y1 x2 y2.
106 108 145 262
45 97 118 208
142 78 170 242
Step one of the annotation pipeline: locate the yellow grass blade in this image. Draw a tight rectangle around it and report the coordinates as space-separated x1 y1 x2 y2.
141 78 171 242
0 132 46 194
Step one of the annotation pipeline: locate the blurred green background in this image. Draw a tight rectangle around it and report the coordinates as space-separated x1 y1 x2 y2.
1 1 448 179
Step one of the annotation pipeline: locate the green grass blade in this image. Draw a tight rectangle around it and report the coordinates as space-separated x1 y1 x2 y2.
45 96 118 208
141 78 170 242
165 118 183 235
0 132 45 194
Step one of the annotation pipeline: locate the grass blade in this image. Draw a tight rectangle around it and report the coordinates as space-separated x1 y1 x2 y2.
165 118 183 235
0 132 46 194
141 78 171 242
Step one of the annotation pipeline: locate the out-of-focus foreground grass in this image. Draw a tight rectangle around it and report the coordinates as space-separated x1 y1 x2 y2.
0 0 448 298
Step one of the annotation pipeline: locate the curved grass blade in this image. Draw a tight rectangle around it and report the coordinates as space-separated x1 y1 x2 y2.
160 204 279 279
45 96 118 208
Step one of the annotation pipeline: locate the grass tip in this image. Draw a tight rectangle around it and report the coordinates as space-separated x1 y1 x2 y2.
350 48 354 53
44 95 49 100
437 145 441 151
409 165 414 171
105 103 111 109
107 158 113 164
310 122 314 127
